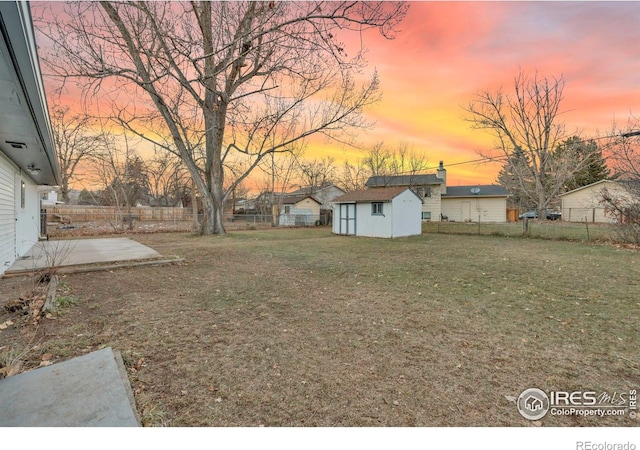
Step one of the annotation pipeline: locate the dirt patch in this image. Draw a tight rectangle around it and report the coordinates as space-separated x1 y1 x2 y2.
1 229 638 426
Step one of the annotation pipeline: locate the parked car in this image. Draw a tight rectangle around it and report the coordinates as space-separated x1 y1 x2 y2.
518 209 562 220
519 210 538 220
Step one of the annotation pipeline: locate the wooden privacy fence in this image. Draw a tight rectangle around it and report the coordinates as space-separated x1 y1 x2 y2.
44 205 191 222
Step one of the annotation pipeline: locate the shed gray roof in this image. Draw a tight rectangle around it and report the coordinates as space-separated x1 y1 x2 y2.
332 186 419 203
365 174 443 187
441 185 509 198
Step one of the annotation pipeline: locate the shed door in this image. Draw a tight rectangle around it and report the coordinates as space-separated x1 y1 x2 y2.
339 203 356 235
0 161 15 269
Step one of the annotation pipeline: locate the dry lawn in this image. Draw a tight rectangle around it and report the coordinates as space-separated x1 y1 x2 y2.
1 228 638 426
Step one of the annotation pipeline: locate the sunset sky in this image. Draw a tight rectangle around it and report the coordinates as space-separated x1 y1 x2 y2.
313 1 640 186
37 1 640 188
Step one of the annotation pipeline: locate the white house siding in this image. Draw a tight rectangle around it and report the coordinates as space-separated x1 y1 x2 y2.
391 189 423 237
561 181 632 223
354 201 394 238
0 153 40 274
314 186 345 209
0 155 15 272
421 185 443 221
441 197 507 223
279 198 321 226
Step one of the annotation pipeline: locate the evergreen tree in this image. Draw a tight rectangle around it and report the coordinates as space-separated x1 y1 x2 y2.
557 137 612 191
497 146 536 209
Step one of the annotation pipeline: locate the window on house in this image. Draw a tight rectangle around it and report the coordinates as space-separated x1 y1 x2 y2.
422 186 431 198
284 205 291 214
21 181 25 209
422 211 431 220
372 202 383 215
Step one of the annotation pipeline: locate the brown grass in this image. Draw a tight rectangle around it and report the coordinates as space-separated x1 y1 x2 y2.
1 228 638 426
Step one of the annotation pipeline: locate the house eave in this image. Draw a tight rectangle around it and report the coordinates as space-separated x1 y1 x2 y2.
0 1 59 186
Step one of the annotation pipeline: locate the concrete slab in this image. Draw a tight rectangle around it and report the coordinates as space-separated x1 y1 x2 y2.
6 238 162 273
0 347 140 427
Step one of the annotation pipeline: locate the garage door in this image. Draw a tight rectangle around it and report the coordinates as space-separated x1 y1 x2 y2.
0 160 15 271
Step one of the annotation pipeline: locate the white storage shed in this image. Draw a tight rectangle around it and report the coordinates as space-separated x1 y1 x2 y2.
331 187 422 238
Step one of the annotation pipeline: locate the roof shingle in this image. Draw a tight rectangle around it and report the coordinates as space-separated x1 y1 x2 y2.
365 174 443 187
331 186 414 203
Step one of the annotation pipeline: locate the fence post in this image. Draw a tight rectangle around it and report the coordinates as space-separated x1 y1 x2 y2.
584 217 590 241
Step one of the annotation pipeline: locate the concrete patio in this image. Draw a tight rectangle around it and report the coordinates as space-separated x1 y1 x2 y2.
0 347 140 426
5 237 165 275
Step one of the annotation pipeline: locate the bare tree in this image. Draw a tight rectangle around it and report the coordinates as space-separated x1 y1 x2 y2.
257 151 302 224
464 70 599 218
599 119 640 242
36 1 408 235
295 157 337 191
339 159 369 191
337 141 429 191
146 150 190 207
92 131 148 230
49 102 106 203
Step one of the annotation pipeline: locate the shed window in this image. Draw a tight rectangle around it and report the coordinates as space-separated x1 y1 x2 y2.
284 205 291 214
372 202 383 215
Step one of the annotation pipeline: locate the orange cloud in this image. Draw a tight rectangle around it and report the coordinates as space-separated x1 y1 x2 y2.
36 1 640 190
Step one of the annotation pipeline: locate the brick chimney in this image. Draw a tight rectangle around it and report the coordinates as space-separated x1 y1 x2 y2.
437 161 446 194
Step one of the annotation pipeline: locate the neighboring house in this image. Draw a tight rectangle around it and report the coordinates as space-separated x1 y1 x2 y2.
441 185 509 223
365 161 447 221
286 184 346 210
560 180 635 223
331 186 423 238
365 162 509 223
0 2 60 275
233 198 256 212
278 195 321 226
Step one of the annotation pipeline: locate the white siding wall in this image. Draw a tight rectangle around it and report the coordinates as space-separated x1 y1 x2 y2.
421 185 443 221
0 156 15 272
0 153 40 274
441 197 507 223
315 186 345 209
354 201 393 238
561 182 631 223
391 189 422 237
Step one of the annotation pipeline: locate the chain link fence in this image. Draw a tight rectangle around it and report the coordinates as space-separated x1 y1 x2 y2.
423 220 617 242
